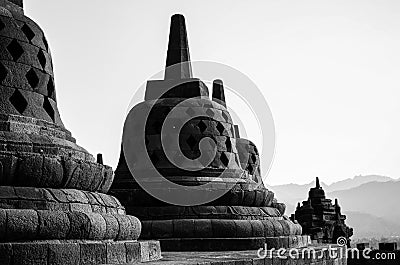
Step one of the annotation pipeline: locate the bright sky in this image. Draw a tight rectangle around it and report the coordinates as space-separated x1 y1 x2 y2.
25 0 400 185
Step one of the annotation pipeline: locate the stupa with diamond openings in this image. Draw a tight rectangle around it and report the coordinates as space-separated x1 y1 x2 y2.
111 14 306 251
0 1 161 264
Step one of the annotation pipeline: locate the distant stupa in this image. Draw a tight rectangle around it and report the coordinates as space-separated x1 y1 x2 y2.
292 177 353 246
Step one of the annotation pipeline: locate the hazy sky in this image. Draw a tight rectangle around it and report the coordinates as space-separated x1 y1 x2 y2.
25 0 400 185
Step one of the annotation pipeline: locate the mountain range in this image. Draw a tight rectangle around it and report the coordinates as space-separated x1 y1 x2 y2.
267 175 400 239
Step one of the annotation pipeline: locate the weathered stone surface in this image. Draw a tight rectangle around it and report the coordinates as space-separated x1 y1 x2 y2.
0 186 125 213
37 210 70 239
80 242 107 265
125 241 141 263
13 242 48 265
106 242 126 264
0 240 161 264
5 209 38 240
0 243 12 265
48 242 80 265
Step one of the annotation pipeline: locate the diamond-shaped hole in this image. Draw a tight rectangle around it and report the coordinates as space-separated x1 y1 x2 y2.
186 107 195 117
47 78 55 98
43 96 55 121
216 122 225 135
0 62 7 83
26 68 39 88
186 135 197 150
205 108 214 117
37 49 46 69
7 39 24 61
9 89 28 114
198 120 207 133
21 24 35 42
225 138 232 152
220 152 229 167
42 36 49 51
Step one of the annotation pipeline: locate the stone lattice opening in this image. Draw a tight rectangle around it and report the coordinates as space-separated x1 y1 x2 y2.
225 138 232 152
21 24 35 42
7 39 24 61
47 78 54 98
197 120 207 133
43 96 55 121
9 89 28 114
216 122 225 135
37 49 46 69
220 152 229 167
26 68 39 88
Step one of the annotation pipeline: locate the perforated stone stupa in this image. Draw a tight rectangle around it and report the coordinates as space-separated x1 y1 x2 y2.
0 1 161 264
111 14 306 251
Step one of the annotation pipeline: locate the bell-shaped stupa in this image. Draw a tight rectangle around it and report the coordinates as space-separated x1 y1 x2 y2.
111 14 305 251
0 1 160 264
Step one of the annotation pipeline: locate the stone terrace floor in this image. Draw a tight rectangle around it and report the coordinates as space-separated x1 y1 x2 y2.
105 245 347 265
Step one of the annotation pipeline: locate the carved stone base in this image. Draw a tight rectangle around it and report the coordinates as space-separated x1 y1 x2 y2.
0 240 161 265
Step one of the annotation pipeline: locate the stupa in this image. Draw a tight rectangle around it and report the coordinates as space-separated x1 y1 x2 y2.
291 177 353 247
110 14 305 251
0 1 161 264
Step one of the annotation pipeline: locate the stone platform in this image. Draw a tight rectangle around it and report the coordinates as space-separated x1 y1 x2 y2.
104 245 347 265
0 240 161 265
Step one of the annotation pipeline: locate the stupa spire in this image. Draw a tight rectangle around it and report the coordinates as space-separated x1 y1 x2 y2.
164 14 193 80
316 177 320 188
212 79 226 107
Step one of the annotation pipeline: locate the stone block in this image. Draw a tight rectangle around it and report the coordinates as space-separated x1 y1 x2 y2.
0 243 12 265
66 211 90 239
194 219 213 238
173 219 195 238
265 237 280 249
262 219 275 237
13 242 48 265
279 236 289 248
0 186 17 199
114 214 133 240
80 242 107 265
48 242 80 265
126 215 141 240
148 240 162 261
102 214 119 240
251 220 265 237
37 210 70 239
85 212 106 240
151 220 173 238
212 219 237 237
125 241 141 263
106 242 126 264
5 209 38 240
